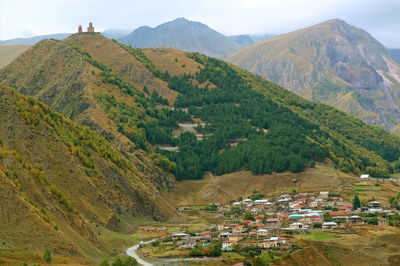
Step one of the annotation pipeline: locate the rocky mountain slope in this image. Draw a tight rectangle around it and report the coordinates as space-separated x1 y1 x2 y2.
228 19 400 131
120 17 245 58
389 49 400 64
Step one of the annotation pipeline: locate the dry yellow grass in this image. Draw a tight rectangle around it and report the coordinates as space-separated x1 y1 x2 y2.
163 163 358 206
0 45 30 68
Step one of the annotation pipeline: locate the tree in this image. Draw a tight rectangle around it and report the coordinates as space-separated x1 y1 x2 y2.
43 248 51 262
323 212 333 222
244 211 255 221
210 242 222 257
353 194 361 210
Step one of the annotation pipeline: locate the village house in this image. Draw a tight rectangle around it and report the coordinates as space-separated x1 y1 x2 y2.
290 222 305 230
172 232 190 241
378 217 389 226
222 240 234 251
256 229 269 238
319 191 329 199
360 174 369 180
262 237 287 248
346 215 363 225
265 218 281 230
219 232 233 239
142 228 156 234
368 201 381 208
229 233 243 242
322 221 338 230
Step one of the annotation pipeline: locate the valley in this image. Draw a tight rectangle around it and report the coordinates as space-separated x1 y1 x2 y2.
1 17 400 265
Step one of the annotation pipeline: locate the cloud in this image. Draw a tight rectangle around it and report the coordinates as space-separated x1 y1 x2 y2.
1 0 399 47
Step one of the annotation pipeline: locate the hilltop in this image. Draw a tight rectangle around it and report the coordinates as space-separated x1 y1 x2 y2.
120 17 245 58
228 19 400 131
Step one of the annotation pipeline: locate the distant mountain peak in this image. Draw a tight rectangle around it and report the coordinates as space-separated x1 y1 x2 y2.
120 17 244 58
228 19 400 130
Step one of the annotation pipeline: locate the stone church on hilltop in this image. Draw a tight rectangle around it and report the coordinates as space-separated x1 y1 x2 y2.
77 22 96 34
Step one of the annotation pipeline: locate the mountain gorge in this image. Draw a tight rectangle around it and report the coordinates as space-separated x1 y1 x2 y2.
228 19 400 131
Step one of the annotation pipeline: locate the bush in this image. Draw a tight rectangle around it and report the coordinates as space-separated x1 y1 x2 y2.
43 248 51 262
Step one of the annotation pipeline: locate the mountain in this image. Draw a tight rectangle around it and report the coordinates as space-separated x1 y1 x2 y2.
120 17 244 58
0 33 71 46
389 48 400 64
0 83 174 263
229 35 255 47
0 45 30 68
101 29 131 39
2 32 400 262
228 19 400 131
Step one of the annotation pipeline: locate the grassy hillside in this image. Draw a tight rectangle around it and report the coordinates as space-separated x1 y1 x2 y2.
0 84 177 263
2 33 400 182
0 45 30 68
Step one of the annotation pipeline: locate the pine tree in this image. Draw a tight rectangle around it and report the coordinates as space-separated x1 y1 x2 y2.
353 194 361 210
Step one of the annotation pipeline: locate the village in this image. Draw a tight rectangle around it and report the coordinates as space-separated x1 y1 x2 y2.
136 175 400 263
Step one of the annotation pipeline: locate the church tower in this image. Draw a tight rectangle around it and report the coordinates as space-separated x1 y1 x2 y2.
87 22 95 33
78 24 82 33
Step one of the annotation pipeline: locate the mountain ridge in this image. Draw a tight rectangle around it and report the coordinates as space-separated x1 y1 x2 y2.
228 18 400 131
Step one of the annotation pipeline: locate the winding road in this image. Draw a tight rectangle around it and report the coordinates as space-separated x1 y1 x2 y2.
126 240 155 266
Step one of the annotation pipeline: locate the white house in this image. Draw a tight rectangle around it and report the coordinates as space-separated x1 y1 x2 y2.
360 174 369 180
256 229 269 237
322 221 338 230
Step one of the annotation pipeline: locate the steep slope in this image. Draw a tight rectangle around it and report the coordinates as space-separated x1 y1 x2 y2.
120 17 243 58
0 33 71 46
2 33 400 183
0 84 173 263
0 35 177 191
0 45 30 68
228 19 400 130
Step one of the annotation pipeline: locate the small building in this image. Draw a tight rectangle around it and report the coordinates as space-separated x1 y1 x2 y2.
217 224 225 231
262 237 287 248
378 217 389 226
346 215 363 225
142 228 156 234
219 232 233 239
172 232 190 240
266 218 281 230
322 221 338 230
256 229 269 238
222 241 234 251
290 222 304 230
367 201 381 208
156 227 168 234
319 191 329 199
360 174 369 180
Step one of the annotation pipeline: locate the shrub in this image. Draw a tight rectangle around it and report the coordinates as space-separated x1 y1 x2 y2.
43 248 51 262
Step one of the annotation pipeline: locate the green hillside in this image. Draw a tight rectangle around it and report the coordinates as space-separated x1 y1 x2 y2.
1 33 400 183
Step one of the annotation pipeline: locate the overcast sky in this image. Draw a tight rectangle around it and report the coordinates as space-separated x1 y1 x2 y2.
1 0 399 47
